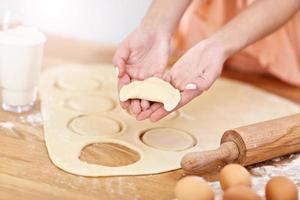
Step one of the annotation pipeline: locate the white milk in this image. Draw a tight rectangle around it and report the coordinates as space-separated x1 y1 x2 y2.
0 26 46 113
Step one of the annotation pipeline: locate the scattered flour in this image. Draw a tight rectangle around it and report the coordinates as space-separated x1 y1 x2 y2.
0 121 19 137
209 153 300 199
19 112 43 126
0 121 14 129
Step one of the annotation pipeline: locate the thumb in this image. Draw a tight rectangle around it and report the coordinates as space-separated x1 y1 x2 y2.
113 43 130 77
118 73 131 109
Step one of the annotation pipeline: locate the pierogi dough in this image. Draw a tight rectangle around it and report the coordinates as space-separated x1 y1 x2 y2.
65 95 115 113
119 77 181 111
39 64 300 176
56 74 101 91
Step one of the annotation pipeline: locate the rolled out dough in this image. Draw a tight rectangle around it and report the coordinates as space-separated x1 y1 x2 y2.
119 77 181 111
40 64 300 176
56 74 101 91
65 95 115 113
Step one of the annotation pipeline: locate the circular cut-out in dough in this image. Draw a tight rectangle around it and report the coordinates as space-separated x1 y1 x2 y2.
65 96 115 113
141 128 196 151
69 115 123 137
55 75 101 91
80 143 140 167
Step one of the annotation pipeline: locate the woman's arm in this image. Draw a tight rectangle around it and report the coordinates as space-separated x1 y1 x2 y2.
140 0 300 122
114 0 192 114
212 0 300 59
141 0 192 35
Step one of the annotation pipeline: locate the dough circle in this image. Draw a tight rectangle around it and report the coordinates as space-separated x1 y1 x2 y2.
141 128 196 151
65 96 115 113
56 75 101 91
69 115 122 136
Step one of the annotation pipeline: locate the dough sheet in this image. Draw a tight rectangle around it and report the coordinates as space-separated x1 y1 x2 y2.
39 64 300 176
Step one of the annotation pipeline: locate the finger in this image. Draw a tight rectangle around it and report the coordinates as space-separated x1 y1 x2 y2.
150 108 169 122
183 76 207 91
130 99 142 115
126 64 166 81
113 43 130 77
118 74 131 109
126 76 143 115
141 100 150 111
118 73 130 89
170 73 186 91
126 66 140 79
185 68 220 92
162 72 171 82
181 90 202 103
136 103 162 121
116 60 126 78
153 71 164 78
120 99 131 109
170 69 211 92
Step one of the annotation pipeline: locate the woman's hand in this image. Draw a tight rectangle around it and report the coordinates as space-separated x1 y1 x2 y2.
126 0 300 122
113 26 171 115
137 38 228 122
113 0 192 116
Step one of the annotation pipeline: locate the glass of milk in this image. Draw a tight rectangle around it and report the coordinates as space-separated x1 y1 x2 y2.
0 22 46 113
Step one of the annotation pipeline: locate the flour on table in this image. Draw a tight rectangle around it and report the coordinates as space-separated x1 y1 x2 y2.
210 153 300 200
0 121 14 129
19 112 43 126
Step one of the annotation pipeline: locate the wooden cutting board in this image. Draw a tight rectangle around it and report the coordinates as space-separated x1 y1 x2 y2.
0 36 299 200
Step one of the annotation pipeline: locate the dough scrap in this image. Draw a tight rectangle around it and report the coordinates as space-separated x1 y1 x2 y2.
40 65 300 176
119 77 181 111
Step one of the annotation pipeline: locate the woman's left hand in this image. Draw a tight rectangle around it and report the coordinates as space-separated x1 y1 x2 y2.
137 38 228 122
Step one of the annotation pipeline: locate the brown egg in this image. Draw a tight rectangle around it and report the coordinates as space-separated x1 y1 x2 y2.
223 185 261 200
219 164 251 190
175 176 214 200
265 176 298 200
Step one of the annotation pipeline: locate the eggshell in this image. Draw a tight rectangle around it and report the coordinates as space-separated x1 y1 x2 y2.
219 164 251 190
265 176 298 200
175 176 214 200
223 185 261 200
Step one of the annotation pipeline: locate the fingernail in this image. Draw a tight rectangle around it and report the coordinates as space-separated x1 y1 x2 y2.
115 67 119 77
185 83 197 90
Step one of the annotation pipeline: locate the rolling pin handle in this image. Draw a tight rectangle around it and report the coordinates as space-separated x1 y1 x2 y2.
181 141 240 174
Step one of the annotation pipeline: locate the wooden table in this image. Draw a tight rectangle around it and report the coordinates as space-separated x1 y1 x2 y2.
0 36 299 200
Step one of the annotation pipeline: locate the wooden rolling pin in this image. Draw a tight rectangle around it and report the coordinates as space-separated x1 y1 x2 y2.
181 113 300 174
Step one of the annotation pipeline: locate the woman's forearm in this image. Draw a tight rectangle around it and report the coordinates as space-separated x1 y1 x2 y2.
141 0 192 35
210 0 300 58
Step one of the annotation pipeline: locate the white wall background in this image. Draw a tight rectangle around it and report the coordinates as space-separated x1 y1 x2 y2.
0 0 152 44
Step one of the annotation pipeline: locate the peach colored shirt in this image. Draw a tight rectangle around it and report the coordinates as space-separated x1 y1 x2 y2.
174 0 300 86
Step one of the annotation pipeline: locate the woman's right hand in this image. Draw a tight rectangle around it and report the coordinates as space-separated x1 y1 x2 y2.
136 38 228 122
113 26 171 115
